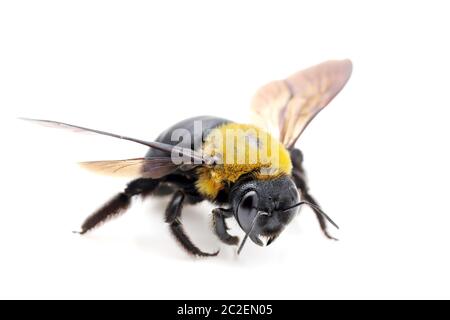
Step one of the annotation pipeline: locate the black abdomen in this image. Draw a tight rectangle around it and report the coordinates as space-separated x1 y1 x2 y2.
145 116 230 158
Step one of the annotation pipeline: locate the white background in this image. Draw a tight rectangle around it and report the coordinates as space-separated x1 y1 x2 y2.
1 1 449 299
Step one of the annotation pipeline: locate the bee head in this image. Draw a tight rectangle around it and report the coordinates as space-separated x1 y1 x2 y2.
230 175 300 249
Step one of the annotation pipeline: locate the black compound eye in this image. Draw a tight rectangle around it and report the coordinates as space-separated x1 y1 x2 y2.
236 191 259 233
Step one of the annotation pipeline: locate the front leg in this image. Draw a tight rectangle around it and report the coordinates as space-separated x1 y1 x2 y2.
165 190 219 257
290 148 337 240
212 208 239 246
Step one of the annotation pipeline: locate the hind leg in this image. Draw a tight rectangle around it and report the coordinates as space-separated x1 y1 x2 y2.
75 178 159 234
290 148 337 240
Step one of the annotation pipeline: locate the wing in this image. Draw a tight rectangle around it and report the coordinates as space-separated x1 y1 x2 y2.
251 59 352 149
79 157 179 179
20 118 218 166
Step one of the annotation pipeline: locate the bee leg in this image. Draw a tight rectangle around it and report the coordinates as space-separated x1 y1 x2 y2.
212 208 239 246
290 148 338 241
166 190 219 257
75 178 159 234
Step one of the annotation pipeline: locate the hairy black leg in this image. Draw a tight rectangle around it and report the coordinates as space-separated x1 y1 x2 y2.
290 148 337 240
75 178 159 234
212 208 239 246
152 184 175 197
165 190 219 257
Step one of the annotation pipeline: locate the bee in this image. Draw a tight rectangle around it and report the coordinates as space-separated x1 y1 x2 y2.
22 59 352 256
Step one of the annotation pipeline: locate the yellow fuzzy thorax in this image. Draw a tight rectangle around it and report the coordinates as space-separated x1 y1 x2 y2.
196 123 292 199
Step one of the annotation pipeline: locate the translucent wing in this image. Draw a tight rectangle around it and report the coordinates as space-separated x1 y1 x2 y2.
79 157 179 179
20 118 216 165
251 59 352 149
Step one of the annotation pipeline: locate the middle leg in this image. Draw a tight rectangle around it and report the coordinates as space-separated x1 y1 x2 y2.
165 190 219 257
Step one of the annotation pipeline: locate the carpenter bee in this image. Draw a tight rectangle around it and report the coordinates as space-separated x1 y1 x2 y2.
22 59 352 256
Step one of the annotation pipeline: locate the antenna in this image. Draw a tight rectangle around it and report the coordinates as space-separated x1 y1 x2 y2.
281 201 339 229
237 211 268 255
